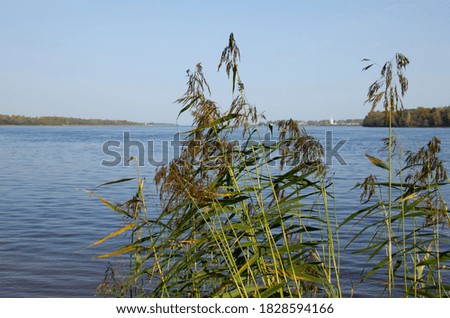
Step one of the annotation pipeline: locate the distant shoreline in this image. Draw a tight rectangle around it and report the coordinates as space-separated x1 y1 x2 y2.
0 124 177 127
0 114 174 126
362 106 450 128
3 112 449 128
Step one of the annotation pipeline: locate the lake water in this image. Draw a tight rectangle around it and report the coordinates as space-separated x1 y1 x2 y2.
0 125 448 297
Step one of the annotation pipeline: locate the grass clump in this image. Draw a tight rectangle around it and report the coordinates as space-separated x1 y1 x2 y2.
86 33 341 298
85 35 448 298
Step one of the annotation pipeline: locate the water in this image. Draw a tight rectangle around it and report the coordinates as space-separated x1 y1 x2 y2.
0 125 448 297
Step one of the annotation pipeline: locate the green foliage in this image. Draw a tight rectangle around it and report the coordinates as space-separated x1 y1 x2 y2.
267 119 363 127
344 136 449 297
348 53 450 298
363 106 450 127
0 114 147 126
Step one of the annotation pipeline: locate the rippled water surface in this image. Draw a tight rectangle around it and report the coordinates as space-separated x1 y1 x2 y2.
0 125 448 297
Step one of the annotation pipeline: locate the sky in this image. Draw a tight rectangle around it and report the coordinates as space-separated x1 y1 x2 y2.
1 0 450 124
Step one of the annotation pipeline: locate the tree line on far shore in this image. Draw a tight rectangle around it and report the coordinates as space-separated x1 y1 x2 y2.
0 114 149 126
363 106 450 127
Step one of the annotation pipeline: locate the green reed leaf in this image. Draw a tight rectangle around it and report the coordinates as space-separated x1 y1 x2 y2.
93 178 135 189
365 154 390 170
96 245 137 259
82 189 131 218
260 282 288 298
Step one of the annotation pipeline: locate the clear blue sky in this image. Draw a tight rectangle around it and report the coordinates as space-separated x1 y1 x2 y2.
1 0 449 124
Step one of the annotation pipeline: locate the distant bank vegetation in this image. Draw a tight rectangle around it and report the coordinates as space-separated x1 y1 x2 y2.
268 118 362 126
3 106 449 128
0 114 151 126
363 106 450 127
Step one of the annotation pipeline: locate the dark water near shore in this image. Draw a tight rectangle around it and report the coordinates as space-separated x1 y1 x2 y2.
0 125 448 297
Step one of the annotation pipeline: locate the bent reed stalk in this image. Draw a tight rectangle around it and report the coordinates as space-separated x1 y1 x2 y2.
85 35 448 298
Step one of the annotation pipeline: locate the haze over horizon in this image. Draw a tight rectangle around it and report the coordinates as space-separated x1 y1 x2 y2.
1 0 450 125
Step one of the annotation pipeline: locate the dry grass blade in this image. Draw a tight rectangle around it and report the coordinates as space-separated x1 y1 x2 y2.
87 223 136 249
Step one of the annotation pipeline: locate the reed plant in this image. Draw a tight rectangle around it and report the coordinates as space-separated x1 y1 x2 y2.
86 33 341 298
342 55 450 297
85 37 448 298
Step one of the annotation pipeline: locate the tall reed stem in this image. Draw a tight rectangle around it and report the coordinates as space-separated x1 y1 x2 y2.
387 100 394 297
